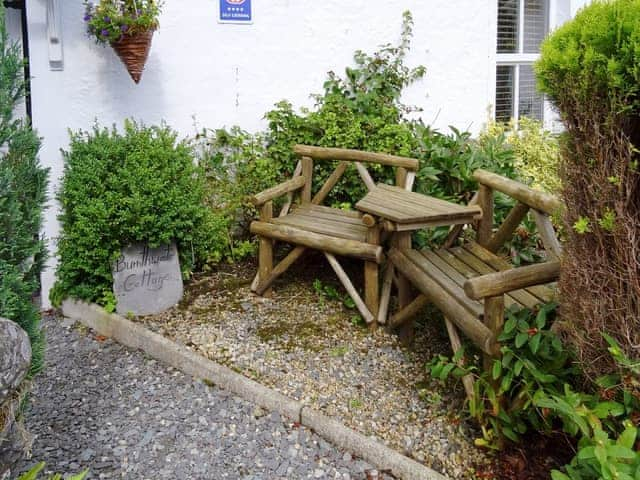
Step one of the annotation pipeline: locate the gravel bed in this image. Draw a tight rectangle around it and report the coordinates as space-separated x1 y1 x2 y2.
137 258 493 479
15 315 390 479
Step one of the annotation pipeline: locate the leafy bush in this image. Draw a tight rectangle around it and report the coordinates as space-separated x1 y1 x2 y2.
429 304 577 449
412 123 518 247
263 11 425 208
482 117 561 194
50 121 218 307
535 0 640 380
0 3 47 376
192 126 273 263
536 335 640 479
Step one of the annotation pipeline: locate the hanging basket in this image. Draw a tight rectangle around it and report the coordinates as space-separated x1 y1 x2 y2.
111 30 154 84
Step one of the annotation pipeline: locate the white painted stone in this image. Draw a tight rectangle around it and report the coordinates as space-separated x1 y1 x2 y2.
112 243 183 316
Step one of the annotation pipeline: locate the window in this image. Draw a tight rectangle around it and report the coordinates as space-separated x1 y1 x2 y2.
495 0 548 123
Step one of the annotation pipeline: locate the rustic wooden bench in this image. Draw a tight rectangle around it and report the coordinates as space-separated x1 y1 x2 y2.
249 144 420 326
387 169 563 397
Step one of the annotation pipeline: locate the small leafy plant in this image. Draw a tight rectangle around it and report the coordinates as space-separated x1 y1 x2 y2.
84 0 161 44
18 462 88 480
536 335 640 480
429 303 576 449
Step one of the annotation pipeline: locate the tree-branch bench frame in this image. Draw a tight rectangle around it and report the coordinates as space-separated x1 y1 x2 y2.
249 145 420 327
388 169 563 398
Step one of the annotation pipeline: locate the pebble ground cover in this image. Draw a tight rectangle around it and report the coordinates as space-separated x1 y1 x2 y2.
138 254 493 479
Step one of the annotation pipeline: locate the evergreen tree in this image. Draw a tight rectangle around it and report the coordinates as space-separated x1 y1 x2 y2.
0 3 48 376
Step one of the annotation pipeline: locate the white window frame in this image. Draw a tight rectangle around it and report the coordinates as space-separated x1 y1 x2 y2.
495 0 550 124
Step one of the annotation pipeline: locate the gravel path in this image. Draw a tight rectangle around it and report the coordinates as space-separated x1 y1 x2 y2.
16 316 387 480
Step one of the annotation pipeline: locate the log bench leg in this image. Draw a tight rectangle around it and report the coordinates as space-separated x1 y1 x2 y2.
394 232 414 345
258 202 274 297
483 295 504 370
365 225 381 331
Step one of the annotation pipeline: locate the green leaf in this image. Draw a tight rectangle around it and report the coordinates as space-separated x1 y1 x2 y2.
502 351 515 367
529 333 542 354
577 446 596 459
606 445 636 460
440 363 456 381
492 359 502 380
596 374 620 389
550 471 571 480
504 316 517 334
515 332 529 348
513 360 524 376
18 463 45 480
594 445 607 465
502 426 519 442
618 425 638 449
592 401 625 418
500 371 514 393
535 308 547 329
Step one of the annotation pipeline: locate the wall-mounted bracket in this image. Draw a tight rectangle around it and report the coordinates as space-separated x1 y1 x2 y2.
46 0 63 70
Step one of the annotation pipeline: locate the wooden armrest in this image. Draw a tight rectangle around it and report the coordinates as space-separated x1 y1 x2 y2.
473 169 563 215
251 176 307 206
463 261 560 300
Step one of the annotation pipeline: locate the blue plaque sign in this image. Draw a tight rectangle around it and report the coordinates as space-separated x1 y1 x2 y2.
219 0 252 24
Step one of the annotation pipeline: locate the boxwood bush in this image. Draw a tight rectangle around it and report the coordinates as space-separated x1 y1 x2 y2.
50 121 219 308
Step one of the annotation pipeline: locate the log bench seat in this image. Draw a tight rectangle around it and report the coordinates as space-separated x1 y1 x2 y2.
384 170 563 399
388 242 558 355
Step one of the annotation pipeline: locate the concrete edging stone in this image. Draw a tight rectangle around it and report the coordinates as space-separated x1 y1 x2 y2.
61 299 447 480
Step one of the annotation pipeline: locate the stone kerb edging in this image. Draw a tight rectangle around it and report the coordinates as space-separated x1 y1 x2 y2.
61 299 446 480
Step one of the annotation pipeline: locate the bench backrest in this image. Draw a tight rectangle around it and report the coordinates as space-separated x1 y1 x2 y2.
292 144 420 206
472 169 563 259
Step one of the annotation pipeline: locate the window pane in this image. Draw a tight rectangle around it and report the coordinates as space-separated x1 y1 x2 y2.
497 0 519 53
496 65 514 122
518 64 544 120
523 0 547 53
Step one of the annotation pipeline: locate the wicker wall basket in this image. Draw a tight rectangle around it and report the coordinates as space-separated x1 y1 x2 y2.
111 30 154 84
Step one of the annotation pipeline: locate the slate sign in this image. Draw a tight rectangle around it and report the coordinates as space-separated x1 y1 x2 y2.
112 243 183 316
219 0 252 24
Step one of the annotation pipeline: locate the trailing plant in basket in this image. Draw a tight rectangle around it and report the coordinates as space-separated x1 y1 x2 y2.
84 0 161 82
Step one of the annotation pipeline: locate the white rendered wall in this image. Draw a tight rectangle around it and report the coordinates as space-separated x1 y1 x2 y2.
27 0 497 307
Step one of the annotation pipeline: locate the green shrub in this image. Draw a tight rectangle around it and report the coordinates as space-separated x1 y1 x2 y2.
412 123 518 246
482 117 561 194
51 121 218 307
193 126 272 263
429 303 577 449
0 3 47 376
536 335 640 479
535 0 640 380
263 11 425 207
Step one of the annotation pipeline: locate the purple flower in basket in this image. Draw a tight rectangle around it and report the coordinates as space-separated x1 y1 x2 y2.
83 14 92 22
120 24 129 33
101 29 110 37
104 16 111 23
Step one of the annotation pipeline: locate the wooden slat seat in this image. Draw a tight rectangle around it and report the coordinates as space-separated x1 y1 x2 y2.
273 205 368 242
389 242 558 357
404 242 555 315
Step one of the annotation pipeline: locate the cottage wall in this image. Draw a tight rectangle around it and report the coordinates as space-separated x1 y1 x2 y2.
18 0 585 307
